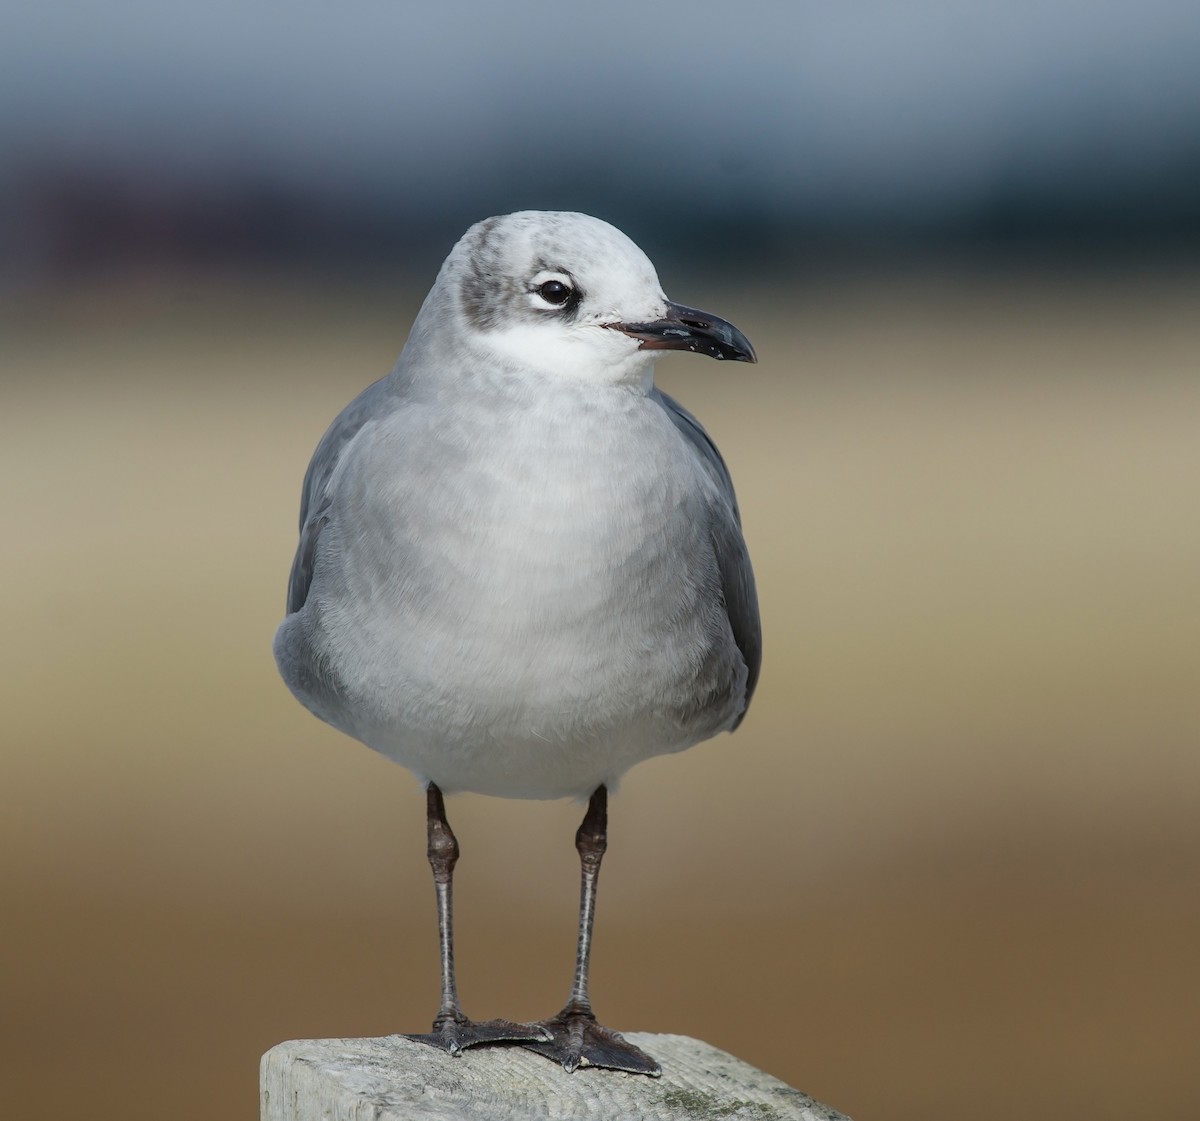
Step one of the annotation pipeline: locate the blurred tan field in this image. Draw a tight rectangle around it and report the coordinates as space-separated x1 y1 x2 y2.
2 266 1199 1120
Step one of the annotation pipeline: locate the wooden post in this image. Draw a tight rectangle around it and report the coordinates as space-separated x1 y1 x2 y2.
261 1033 852 1120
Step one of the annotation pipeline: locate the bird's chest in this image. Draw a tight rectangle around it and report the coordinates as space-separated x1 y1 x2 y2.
334 393 718 696
417 406 708 634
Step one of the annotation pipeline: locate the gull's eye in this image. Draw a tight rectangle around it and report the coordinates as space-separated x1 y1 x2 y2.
538 280 571 305
530 273 578 311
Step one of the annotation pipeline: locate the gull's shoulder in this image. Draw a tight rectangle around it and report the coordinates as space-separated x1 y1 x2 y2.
285 376 398 615
650 386 762 725
650 388 740 516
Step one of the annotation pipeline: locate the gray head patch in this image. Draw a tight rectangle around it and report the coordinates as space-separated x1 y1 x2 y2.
458 218 511 331
458 215 583 332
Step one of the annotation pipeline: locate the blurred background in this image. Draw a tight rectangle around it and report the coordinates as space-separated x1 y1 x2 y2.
3 2 1198 1119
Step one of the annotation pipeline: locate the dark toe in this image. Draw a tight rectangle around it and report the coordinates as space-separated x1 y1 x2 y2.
408 1015 551 1056
522 1010 661 1076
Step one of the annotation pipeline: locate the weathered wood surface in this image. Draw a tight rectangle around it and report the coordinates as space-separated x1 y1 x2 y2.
261 1033 852 1121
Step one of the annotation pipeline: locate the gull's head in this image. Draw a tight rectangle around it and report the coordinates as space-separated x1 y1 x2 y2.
425 211 755 389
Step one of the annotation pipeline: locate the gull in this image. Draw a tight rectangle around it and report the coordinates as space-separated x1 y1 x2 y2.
274 211 761 1076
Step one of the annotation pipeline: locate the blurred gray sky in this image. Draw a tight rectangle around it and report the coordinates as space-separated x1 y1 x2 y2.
3 0 1199 273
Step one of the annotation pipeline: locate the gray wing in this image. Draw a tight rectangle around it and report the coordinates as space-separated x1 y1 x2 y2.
285 377 390 615
652 388 762 724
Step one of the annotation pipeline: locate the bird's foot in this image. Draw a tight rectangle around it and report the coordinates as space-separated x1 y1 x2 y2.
407 1011 551 1056
522 1002 661 1076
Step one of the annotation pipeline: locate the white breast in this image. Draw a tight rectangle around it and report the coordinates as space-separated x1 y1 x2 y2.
291 381 745 798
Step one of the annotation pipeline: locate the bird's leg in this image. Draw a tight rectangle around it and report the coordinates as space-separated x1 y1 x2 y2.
523 785 661 1076
407 783 549 1055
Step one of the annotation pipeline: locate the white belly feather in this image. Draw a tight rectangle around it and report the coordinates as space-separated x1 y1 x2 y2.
278 385 745 798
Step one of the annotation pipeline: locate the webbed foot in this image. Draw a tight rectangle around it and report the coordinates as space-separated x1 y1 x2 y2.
408 1012 551 1056
522 1003 661 1076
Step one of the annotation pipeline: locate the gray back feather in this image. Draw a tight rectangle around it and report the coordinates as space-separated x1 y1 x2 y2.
652 389 762 724
286 377 390 614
